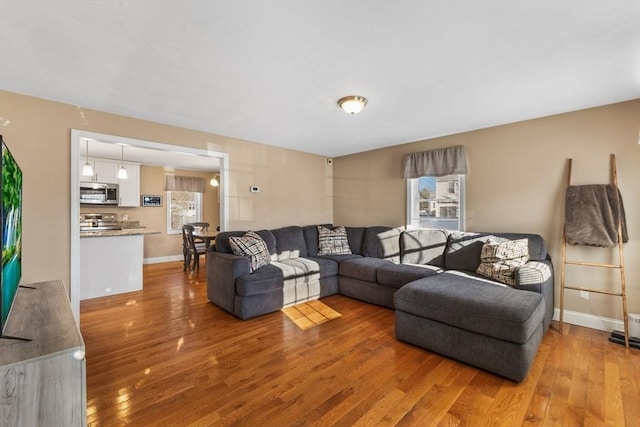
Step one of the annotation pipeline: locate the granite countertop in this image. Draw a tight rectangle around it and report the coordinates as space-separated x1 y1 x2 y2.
80 228 162 238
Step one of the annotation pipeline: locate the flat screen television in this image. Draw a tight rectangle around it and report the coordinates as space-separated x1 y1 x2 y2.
1 135 23 337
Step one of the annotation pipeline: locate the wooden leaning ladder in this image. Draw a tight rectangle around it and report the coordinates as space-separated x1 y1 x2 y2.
559 154 629 348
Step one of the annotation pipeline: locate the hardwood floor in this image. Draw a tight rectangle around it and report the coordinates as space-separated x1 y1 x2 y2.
81 261 640 426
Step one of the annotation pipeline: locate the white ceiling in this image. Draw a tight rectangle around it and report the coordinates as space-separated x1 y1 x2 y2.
1 1 639 158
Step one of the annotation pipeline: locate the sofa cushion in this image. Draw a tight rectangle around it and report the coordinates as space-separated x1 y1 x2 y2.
444 232 492 272
313 253 363 264
445 232 547 272
236 264 285 296
339 257 396 283
229 231 272 273
345 227 367 255
280 257 338 280
302 224 333 257
394 271 545 344
318 225 352 255
362 226 402 262
236 256 339 297
271 226 307 260
376 263 442 289
476 238 530 286
216 230 276 255
400 229 448 267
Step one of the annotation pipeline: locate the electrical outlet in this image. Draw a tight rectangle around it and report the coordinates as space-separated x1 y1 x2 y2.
580 290 590 300
250 186 260 193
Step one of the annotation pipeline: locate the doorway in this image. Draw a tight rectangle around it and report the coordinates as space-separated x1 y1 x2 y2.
70 129 228 323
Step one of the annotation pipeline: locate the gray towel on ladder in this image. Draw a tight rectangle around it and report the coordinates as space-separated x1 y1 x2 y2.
565 184 629 247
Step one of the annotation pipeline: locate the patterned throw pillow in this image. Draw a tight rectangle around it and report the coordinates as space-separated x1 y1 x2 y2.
229 231 271 273
317 225 352 256
476 238 529 286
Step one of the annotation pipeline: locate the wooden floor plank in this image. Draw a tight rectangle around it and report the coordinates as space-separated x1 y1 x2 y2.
81 261 640 426
618 346 640 425
523 331 559 425
585 328 607 425
604 348 626 427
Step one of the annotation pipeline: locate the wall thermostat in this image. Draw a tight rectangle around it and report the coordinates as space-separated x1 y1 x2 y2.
250 186 260 193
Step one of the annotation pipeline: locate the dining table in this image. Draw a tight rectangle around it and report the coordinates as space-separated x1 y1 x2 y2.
192 230 218 247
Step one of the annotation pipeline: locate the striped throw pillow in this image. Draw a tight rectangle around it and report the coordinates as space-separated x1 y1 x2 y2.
318 225 352 256
229 231 271 273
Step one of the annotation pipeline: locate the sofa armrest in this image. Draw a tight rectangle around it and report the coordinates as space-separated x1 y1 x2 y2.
515 260 552 292
206 251 251 315
515 259 555 331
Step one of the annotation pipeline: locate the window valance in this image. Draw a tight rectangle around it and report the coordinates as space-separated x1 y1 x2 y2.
164 175 205 193
403 145 468 178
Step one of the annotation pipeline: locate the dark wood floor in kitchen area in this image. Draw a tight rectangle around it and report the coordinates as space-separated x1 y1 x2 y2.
80 261 640 426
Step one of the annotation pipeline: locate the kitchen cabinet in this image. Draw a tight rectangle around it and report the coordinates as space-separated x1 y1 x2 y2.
79 158 141 206
94 160 119 183
118 162 140 207
79 159 118 184
0 280 86 426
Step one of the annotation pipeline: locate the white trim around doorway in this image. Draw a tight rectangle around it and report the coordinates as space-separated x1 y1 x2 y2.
70 129 229 324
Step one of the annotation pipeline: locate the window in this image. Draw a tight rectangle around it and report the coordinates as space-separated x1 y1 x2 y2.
167 191 202 234
406 174 465 231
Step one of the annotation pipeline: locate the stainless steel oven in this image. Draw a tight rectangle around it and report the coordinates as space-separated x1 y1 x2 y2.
79 213 121 231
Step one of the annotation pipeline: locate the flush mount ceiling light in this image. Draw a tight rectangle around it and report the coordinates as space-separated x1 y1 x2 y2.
82 140 94 177
117 145 128 179
338 95 368 115
210 173 220 187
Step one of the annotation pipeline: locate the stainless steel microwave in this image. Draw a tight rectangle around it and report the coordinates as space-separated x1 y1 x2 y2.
80 182 119 205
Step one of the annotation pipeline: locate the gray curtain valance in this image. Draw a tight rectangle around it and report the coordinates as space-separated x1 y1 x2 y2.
164 175 205 193
403 145 468 178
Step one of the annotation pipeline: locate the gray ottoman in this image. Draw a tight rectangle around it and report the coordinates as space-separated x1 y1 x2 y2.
394 271 546 382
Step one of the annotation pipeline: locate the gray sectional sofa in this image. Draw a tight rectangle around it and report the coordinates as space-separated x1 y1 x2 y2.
206 225 554 381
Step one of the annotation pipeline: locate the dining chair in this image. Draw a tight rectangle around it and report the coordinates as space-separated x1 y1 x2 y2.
186 222 210 244
186 221 209 230
181 224 207 272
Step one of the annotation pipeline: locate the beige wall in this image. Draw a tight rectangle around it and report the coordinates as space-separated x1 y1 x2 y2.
81 166 220 259
3 87 638 322
334 99 640 318
0 90 332 290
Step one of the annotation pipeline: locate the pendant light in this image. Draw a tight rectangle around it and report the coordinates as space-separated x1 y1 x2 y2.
210 173 220 187
82 140 94 177
117 145 128 179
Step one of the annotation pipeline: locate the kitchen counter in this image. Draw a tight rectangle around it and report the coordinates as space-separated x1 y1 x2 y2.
80 228 161 238
80 229 160 300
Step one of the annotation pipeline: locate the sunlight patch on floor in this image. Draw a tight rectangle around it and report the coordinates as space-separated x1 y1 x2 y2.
282 300 342 330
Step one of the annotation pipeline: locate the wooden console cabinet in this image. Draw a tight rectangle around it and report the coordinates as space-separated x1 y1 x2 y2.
0 280 86 426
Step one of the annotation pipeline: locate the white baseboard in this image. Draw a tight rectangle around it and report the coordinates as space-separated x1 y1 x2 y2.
143 255 183 265
553 308 624 332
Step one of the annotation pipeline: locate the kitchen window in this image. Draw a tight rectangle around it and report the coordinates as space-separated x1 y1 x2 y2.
167 191 203 234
